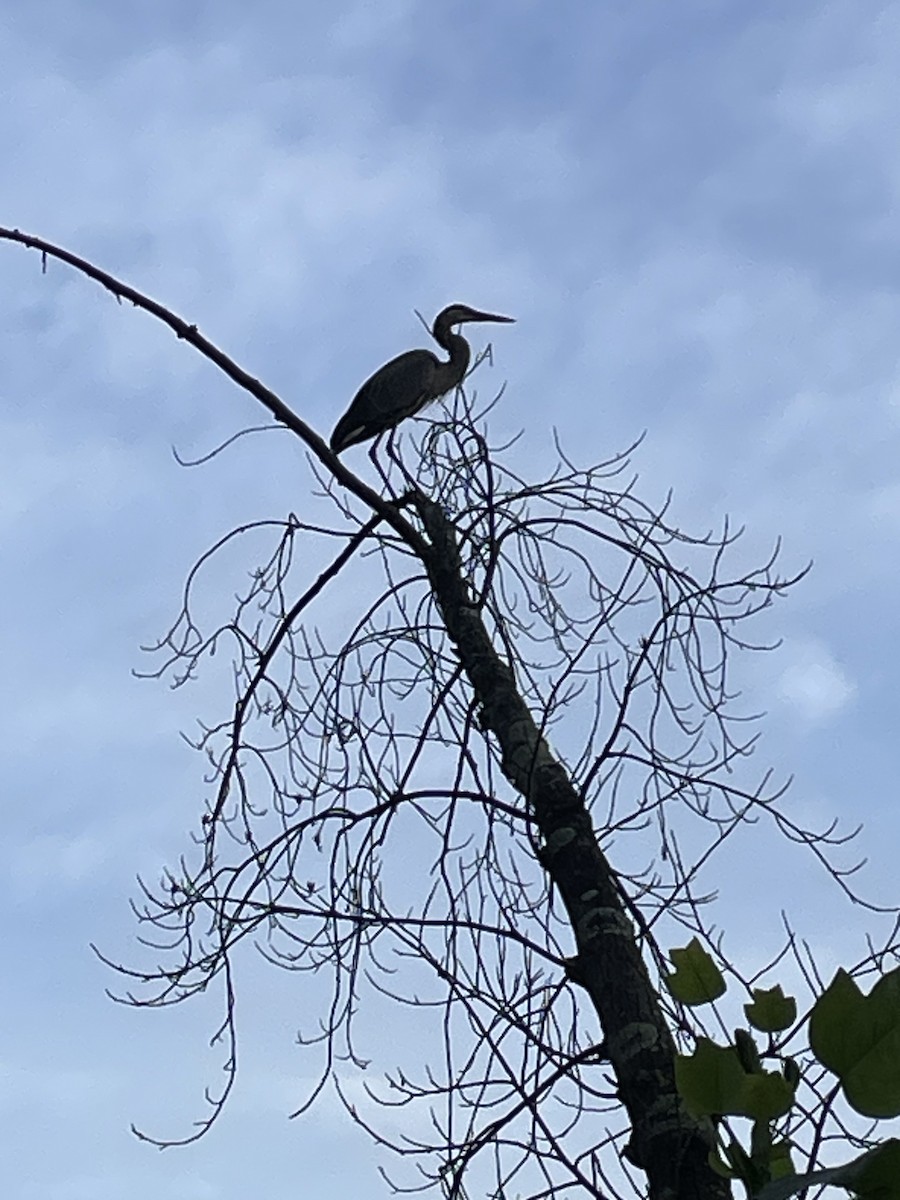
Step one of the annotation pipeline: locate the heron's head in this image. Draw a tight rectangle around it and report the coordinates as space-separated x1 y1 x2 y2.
433 304 515 334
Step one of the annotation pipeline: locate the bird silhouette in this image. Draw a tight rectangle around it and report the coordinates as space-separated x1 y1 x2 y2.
330 304 514 454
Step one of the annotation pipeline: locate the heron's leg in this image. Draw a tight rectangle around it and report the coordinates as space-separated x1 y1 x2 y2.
368 435 393 493
385 429 418 492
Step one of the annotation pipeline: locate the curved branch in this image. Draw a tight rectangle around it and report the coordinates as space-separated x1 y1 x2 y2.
0 225 428 555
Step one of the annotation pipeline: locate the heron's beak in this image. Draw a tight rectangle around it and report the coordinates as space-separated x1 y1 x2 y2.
469 310 515 325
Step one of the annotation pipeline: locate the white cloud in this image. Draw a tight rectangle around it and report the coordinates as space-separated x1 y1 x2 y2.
777 639 856 724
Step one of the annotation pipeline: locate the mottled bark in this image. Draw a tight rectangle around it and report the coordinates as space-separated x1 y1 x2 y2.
417 495 729 1200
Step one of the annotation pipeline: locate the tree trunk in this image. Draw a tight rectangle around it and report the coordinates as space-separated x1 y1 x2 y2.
418 494 730 1200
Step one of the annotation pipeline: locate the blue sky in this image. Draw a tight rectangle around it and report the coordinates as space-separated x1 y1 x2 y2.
3 2 900 1196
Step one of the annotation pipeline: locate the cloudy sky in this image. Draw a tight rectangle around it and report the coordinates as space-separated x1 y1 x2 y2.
3 2 900 1196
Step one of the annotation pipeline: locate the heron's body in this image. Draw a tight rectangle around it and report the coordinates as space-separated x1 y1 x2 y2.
330 304 513 455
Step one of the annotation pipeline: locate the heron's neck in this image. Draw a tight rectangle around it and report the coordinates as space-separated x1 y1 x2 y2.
435 328 470 370
432 328 470 393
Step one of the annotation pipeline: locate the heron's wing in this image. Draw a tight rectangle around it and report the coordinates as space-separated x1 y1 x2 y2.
331 349 440 452
356 350 441 420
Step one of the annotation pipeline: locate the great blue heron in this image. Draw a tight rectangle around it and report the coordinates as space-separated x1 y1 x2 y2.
329 303 514 455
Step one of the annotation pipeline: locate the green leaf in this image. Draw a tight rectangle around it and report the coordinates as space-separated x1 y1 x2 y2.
666 938 726 1005
768 1139 795 1181
707 1144 737 1179
676 1039 747 1117
810 967 900 1118
853 1138 900 1198
676 1038 794 1120
756 1139 900 1200
742 1071 794 1122
735 1027 762 1074
722 1137 752 1177
745 986 797 1033
782 1056 801 1089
